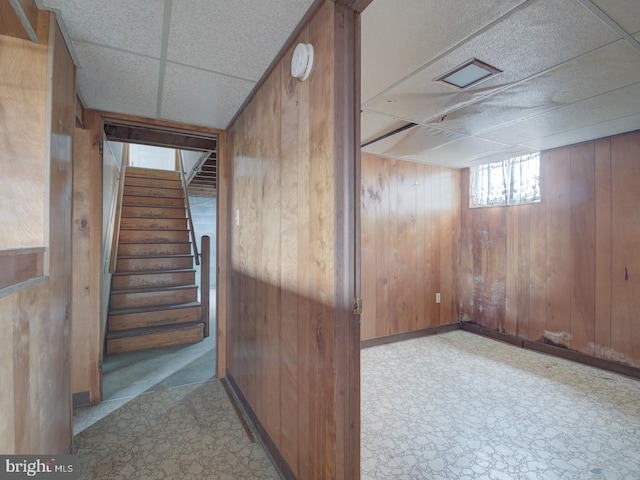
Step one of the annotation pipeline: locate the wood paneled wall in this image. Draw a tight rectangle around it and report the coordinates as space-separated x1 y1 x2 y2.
0 0 39 42
71 110 104 405
227 2 359 478
0 26 47 250
0 13 76 453
360 154 461 340
459 130 640 368
216 131 228 379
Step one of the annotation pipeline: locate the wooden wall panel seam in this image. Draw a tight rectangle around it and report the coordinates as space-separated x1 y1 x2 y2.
460 130 640 369
360 155 461 341
0 11 75 454
227 2 360 478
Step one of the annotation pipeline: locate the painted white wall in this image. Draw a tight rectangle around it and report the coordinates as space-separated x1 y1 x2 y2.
129 143 175 170
104 142 207 176
181 150 204 179
107 140 124 164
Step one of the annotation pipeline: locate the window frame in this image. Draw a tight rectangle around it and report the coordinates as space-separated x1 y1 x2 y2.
469 152 542 209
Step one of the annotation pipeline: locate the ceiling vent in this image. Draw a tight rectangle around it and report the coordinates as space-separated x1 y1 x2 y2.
435 58 502 90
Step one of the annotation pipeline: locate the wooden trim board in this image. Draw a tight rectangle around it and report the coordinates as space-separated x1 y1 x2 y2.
99 111 223 137
461 322 640 380
332 4 361 479
0 248 45 293
361 323 461 349
72 391 90 408
226 372 296 480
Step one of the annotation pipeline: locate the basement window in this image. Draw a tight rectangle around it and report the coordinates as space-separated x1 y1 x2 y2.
470 152 541 207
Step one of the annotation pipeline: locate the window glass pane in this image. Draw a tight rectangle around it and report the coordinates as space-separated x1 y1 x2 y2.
509 153 540 205
470 152 540 207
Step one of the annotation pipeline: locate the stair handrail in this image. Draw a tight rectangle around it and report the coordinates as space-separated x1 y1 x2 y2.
201 235 210 337
109 143 129 273
178 151 200 266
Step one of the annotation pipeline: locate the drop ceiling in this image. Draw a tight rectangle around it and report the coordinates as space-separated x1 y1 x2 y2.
361 0 640 167
34 0 640 169
36 0 317 130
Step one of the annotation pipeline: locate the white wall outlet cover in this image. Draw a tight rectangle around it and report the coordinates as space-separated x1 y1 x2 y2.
291 43 314 81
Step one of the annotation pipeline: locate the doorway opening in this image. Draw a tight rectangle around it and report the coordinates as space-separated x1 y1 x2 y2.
73 119 220 434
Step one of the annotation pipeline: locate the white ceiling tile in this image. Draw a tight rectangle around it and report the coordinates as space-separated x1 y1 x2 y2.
362 125 461 159
590 0 640 35
161 63 255 129
75 42 159 118
522 114 640 151
364 0 619 124
167 0 315 81
362 125 509 167
360 0 526 103
458 146 539 168
427 41 640 135
415 136 510 167
478 82 640 146
39 0 164 57
361 111 413 145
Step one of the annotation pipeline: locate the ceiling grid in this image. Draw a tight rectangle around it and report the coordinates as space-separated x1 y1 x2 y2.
361 0 640 167
34 0 640 167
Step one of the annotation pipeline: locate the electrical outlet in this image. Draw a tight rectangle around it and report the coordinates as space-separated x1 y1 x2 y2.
235 209 240 226
436 293 441 304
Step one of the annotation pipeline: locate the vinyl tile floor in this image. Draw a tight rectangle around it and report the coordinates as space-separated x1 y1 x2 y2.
73 318 280 479
73 379 280 480
361 330 640 480
74 329 640 479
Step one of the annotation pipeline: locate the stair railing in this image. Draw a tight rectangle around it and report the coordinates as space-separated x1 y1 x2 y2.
109 143 130 273
178 151 200 266
201 235 210 337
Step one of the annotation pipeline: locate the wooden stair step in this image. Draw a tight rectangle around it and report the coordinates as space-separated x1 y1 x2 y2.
121 205 186 219
105 322 204 355
118 229 190 243
122 195 184 207
125 167 181 180
120 217 188 230
124 176 182 189
112 269 196 289
117 242 192 256
108 302 201 331
124 184 184 199
110 284 198 309
116 254 194 272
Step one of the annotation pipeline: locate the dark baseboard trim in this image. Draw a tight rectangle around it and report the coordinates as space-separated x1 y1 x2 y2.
361 323 461 349
72 391 90 408
221 378 255 444
225 371 296 480
460 322 524 348
461 322 640 381
522 339 640 380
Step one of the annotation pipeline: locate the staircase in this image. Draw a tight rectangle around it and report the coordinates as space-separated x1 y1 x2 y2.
106 167 204 355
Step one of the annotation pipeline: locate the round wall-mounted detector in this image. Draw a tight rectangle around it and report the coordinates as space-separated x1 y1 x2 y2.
291 43 314 81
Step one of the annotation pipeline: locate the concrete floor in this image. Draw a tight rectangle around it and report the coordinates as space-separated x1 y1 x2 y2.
73 330 216 436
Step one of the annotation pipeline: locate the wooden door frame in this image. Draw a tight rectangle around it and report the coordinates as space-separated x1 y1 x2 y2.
96 111 227 384
212 1 372 476
333 1 372 477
